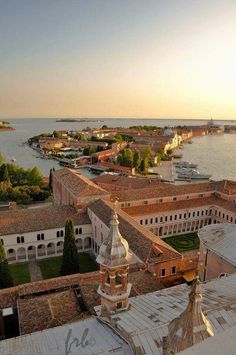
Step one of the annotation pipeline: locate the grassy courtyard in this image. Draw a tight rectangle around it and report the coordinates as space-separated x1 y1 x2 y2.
163 233 200 252
38 252 99 279
9 263 31 285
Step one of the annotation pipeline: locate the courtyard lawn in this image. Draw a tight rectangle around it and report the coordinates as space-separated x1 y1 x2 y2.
163 233 200 253
9 263 31 285
38 252 98 279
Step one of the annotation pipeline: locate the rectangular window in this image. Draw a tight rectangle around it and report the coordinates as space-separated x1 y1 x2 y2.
144 201 148 205
161 268 166 277
170 215 172 221
171 266 176 274
140 220 143 225
173 197 177 201
159 199 163 203
150 218 153 224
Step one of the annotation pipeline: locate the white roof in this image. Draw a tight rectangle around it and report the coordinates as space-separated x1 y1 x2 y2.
95 273 236 355
0 317 132 355
198 224 236 266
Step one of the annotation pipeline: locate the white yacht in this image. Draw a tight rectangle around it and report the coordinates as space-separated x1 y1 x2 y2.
178 169 211 180
174 161 198 169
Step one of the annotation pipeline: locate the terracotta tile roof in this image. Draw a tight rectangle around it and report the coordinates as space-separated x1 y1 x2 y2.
0 286 18 308
88 199 181 263
122 197 218 216
109 181 219 202
18 272 99 297
18 289 89 335
53 168 109 198
0 272 100 310
92 174 163 190
0 206 90 236
215 180 236 195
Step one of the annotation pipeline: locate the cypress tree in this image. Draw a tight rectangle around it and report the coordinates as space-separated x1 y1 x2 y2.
49 169 53 191
60 220 80 276
0 241 13 289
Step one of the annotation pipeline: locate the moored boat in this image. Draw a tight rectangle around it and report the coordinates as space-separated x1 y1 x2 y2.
178 169 211 180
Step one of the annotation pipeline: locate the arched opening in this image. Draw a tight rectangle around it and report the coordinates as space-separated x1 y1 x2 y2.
76 238 83 250
37 244 46 257
7 248 16 262
115 273 122 286
28 245 36 260
105 271 110 285
17 247 26 261
47 243 55 256
56 241 64 254
84 237 91 249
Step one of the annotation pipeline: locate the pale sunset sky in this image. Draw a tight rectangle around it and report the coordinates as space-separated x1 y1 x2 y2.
1 0 236 119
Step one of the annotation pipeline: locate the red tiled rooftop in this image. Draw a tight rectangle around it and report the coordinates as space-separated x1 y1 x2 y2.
53 168 109 198
88 199 181 263
0 205 91 236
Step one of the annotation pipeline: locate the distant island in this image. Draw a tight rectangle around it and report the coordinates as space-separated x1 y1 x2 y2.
56 118 104 123
0 120 14 131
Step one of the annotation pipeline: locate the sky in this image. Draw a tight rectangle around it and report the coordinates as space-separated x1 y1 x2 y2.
1 0 236 119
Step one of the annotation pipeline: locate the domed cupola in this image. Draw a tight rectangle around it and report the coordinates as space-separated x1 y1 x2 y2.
96 209 131 315
96 210 129 268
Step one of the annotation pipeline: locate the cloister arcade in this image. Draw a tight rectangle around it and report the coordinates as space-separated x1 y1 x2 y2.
6 236 92 263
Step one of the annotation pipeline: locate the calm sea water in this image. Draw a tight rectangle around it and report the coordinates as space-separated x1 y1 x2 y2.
0 118 235 180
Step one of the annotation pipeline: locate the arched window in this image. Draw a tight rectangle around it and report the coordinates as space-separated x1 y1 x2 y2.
17 236 20 243
75 228 78 235
8 248 14 254
57 231 60 238
41 233 44 240
105 271 110 284
60 230 64 237
37 234 40 241
21 236 25 243
79 227 82 234
115 273 122 285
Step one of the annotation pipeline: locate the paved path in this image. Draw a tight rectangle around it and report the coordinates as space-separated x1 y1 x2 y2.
28 260 43 282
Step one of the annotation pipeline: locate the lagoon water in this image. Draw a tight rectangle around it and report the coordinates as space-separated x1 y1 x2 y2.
0 118 235 180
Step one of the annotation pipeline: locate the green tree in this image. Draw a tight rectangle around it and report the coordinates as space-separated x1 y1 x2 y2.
74 132 85 141
141 147 153 160
0 153 4 165
122 148 133 167
0 240 13 289
140 158 148 174
83 145 97 156
27 167 44 186
53 130 60 138
1 165 9 182
49 169 53 191
60 220 80 276
133 151 141 169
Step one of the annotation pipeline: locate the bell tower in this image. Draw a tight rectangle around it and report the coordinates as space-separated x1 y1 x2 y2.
96 209 131 315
